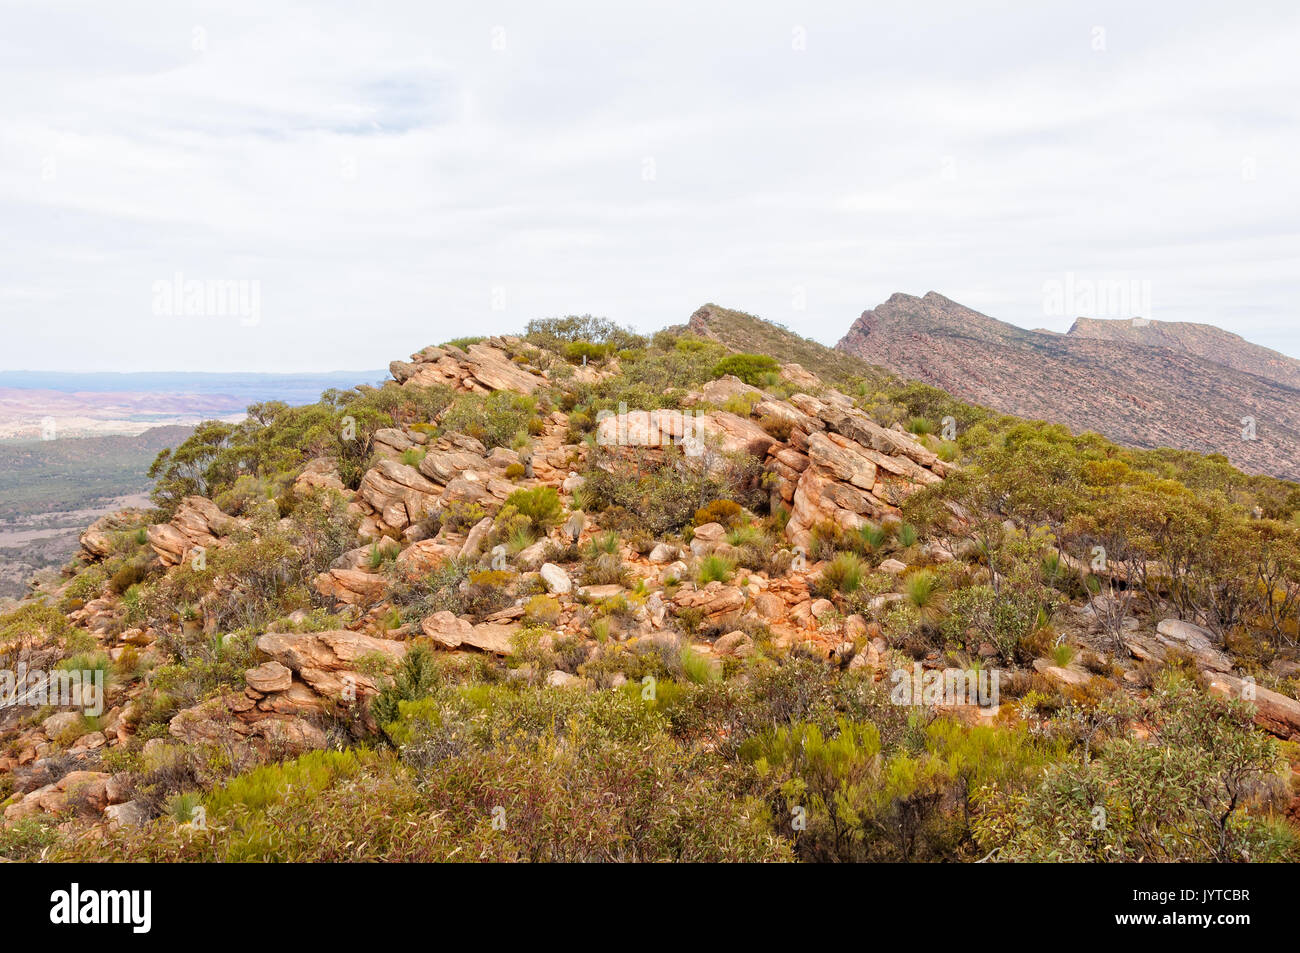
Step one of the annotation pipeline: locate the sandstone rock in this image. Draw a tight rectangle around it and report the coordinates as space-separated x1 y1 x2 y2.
539 562 572 594
294 457 345 496
358 459 441 531
714 630 754 658
545 670 582 688
1206 673 1300 740
256 630 407 698
1032 659 1094 688
79 509 145 562
42 711 81 740
579 583 625 601
245 660 293 693
695 411 779 457
690 522 727 556
459 516 495 560
464 342 546 393
315 567 387 606
105 799 150 829
696 375 763 406
647 543 678 564
879 558 908 575
394 538 458 577
420 612 516 655
147 496 242 567
754 592 785 619
674 582 745 618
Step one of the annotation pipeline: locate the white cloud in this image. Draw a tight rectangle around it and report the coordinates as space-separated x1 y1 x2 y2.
0 0 1296 371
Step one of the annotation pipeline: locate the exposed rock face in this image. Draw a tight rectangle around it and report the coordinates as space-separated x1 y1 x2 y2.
391 337 547 394
1068 316 1300 391
674 582 745 619
256 630 408 699
146 496 243 566
293 457 345 496
79 509 146 561
1124 618 1233 674
358 459 443 534
836 291 1300 480
314 567 387 606
760 394 949 551
420 612 516 655
3 769 120 823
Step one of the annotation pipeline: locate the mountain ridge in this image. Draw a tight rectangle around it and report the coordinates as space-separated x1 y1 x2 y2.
835 293 1300 480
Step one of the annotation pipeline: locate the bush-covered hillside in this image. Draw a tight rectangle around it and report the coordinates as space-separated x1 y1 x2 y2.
1 311 1297 863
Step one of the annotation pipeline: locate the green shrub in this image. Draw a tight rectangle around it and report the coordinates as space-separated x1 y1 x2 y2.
504 486 563 532
822 552 865 595
712 353 779 386
696 554 735 585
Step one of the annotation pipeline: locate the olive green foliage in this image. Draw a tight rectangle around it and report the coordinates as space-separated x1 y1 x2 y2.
503 486 563 533
712 353 779 386
440 391 537 450
524 314 646 352
148 383 455 510
976 676 1295 861
581 444 765 537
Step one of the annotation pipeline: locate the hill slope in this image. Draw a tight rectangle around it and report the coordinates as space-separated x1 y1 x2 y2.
1066 317 1300 390
835 292 1300 480
687 303 893 389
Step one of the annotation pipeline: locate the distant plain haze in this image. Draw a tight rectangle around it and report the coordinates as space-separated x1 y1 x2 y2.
1 1 1297 373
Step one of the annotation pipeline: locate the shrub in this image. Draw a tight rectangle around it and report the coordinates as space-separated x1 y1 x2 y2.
504 462 526 480
680 646 720 684
821 552 865 594
712 353 779 386
758 414 793 440
696 554 735 585
504 486 563 532
524 595 561 627
858 522 888 551
694 499 744 527
580 552 629 587
903 569 940 610
441 391 537 450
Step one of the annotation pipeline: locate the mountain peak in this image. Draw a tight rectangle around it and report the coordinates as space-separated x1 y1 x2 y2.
837 292 1300 479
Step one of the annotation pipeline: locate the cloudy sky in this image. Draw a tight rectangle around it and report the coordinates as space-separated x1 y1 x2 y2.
1 1 1297 372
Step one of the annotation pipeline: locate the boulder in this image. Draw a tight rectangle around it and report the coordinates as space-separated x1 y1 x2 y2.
420 612 517 655
1206 673 1300 740
714 630 754 658
539 563 573 595
245 660 293 694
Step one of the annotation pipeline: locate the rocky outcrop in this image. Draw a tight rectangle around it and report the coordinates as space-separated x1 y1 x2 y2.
420 611 517 655
1207 673 1300 741
255 630 408 699
79 509 146 561
314 567 388 606
146 496 244 567
293 457 345 496
765 394 949 550
391 337 547 395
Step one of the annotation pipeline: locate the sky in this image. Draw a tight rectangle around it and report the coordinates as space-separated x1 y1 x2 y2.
1 0 1297 372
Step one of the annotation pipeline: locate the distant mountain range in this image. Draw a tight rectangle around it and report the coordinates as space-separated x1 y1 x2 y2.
834 292 1300 480
0 369 385 440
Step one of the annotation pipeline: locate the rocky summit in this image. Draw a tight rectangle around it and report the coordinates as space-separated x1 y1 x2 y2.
1 311 1298 864
836 292 1300 480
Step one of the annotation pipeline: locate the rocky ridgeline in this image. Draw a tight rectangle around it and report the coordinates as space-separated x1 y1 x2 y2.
7 335 1298 831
